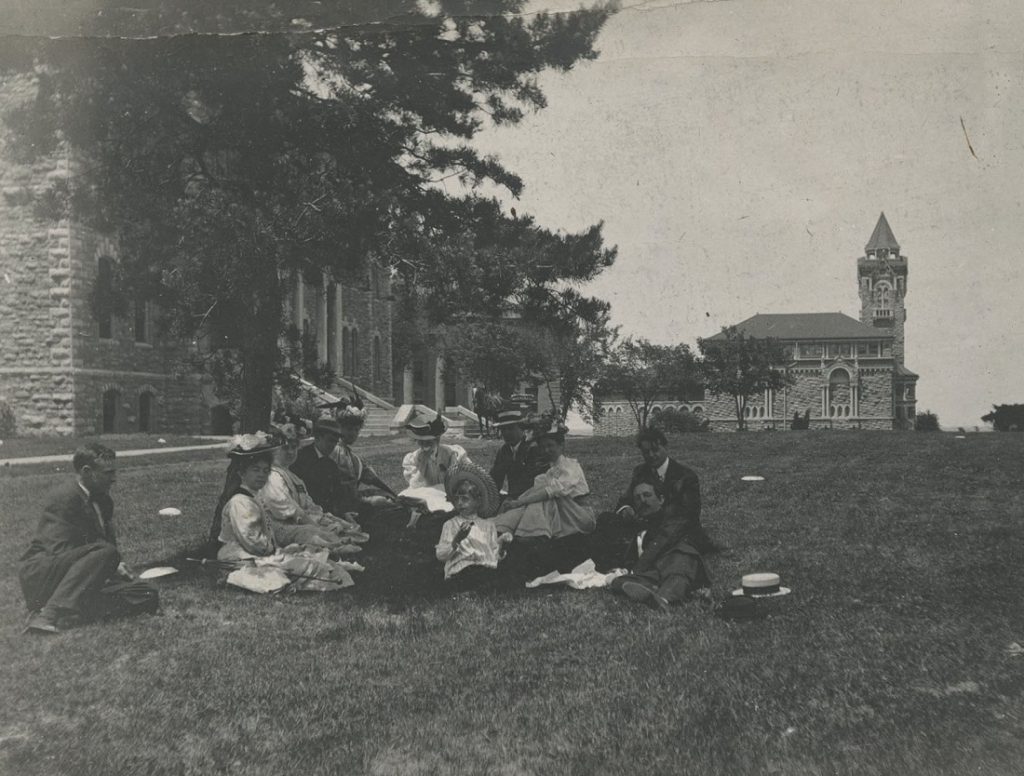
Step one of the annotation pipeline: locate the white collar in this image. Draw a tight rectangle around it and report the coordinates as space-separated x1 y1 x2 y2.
656 458 670 480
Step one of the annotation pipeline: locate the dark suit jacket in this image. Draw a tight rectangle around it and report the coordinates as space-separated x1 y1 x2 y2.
615 457 702 531
490 440 546 499
290 445 345 512
21 479 117 561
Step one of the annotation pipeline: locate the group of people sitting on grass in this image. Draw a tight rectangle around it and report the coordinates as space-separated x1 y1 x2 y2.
17 397 721 634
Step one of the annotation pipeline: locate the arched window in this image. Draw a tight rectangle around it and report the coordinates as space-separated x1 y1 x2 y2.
874 282 892 307
373 335 383 385
210 405 234 435
102 389 120 433
138 391 155 432
96 257 115 339
829 369 851 418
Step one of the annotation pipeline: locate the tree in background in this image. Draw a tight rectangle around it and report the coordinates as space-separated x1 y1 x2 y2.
981 404 1024 431
593 339 702 431
398 199 617 421
914 410 940 432
0 2 614 431
697 326 792 431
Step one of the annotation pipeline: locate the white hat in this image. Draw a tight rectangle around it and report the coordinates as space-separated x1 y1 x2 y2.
731 572 791 598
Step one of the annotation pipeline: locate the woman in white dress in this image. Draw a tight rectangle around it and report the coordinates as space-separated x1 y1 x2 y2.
258 424 368 552
490 421 596 539
401 414 471 489
215 433 355 592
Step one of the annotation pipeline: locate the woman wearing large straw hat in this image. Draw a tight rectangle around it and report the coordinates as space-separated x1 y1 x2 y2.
401 412 471 489
214 431 355 592
490 416 596 540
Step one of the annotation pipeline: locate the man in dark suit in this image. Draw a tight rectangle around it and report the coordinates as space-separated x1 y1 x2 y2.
489 408 547 500
610 478 710 611
591 427 720 569
19 443 159 635
291 417 350 514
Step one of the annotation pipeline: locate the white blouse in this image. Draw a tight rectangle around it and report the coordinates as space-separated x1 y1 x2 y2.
402 443 469 489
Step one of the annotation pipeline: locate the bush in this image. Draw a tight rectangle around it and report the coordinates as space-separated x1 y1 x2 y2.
0 399 16 438
915 410 940 432
654 407 709 433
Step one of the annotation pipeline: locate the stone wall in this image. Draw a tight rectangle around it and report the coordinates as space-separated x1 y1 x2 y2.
592 400 706 436
0 75 76 435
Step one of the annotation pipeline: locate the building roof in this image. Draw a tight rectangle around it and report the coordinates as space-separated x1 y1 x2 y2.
865 212 900 253
708 313 889 341
894 363 919 378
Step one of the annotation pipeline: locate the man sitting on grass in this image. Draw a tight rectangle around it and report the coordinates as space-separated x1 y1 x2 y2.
19 444 159 635
591 427 720 568
609 479 710 612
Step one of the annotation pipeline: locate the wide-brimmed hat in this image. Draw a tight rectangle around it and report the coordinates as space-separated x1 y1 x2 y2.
445 460 501 518
493 408 526 428
731 572 791 598
317 394 366 425
531 412 569 442
406 414 447 440
312 416 343 436
226 430 282 458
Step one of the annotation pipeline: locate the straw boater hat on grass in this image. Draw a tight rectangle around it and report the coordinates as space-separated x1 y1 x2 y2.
445 460 501 518
406 413 447 441
731 572 791 598
226 430 282 458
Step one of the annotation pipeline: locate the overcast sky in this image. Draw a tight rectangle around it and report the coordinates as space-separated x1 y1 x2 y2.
474 0 1024 429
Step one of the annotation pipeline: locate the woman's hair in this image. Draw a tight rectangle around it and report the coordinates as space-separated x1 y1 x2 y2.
236 451 275 471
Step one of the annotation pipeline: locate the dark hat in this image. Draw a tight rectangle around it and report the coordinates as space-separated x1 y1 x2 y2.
406 414 447 440
493 408 526 428
531 411 569 442
313 416 343 436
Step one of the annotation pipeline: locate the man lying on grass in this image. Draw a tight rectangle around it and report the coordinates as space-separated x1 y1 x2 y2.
609 479 711 612
591 427 722 568
19 443 159 635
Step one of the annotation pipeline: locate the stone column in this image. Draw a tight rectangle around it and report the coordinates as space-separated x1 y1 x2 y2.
403 364 414 404
434 353 445 412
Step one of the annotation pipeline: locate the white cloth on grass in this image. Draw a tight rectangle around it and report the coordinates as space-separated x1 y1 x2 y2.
525 559 627 590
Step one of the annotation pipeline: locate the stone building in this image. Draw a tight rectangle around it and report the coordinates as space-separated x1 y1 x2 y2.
0 75 396 437
591 213 919 436
703 213 919 430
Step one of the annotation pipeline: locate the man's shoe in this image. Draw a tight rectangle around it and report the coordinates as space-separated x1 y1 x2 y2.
24 609 60 635
621 580 669 612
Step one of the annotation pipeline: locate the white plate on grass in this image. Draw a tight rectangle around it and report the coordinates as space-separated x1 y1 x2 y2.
138 566 179 580
157 507 182 517
741 475 766 482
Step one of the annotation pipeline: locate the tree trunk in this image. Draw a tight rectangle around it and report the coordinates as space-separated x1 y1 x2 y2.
239 333 278 433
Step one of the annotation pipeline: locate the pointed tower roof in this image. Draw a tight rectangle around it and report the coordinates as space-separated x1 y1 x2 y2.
865 212 900 253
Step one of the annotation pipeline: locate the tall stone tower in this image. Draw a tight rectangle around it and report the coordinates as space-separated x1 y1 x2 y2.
857 212 908 365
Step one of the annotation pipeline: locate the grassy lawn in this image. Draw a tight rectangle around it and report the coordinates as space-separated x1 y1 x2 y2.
1 432 1023 775
0 434 224 461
